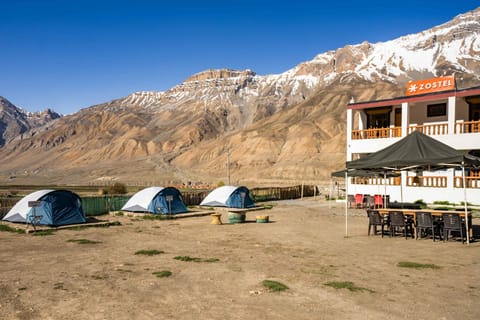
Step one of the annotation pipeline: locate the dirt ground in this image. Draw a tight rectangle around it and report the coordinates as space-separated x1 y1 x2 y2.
1 199 479 320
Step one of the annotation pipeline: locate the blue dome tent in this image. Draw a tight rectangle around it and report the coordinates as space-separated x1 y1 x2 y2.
200 186 255 208
121 186 187 214
2 190 86 226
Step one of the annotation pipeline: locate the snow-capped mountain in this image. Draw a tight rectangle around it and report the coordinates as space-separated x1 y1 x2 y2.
0 7 479 185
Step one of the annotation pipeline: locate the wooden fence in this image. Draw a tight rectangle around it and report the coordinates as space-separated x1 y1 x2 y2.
0 185 317 218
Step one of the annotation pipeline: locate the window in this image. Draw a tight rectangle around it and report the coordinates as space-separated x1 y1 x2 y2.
365 107 392 128
427 103 446 117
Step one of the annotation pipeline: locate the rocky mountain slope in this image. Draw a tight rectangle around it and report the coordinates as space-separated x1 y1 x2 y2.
0 97 61 147
1 7 479 186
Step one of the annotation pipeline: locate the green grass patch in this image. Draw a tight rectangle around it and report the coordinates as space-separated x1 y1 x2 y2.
174 256 219 263
142 214 173 220
53 282 65 290
324 281 374 293
134 249 165 256
32 230 55 236
69 221 121 230
152 270 172 278
0 224 24 233
262 280 289 292
397 261 440 269
67 238 102 244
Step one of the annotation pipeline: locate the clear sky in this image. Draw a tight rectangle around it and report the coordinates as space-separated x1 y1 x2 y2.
1 0 479 114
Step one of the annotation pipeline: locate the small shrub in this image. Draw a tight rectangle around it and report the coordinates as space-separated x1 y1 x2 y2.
397 261 440 269
108 182 128 195
433 200 451 205
153 270 172 278
262 280 289 292
135 249 164 256
324 281 374 293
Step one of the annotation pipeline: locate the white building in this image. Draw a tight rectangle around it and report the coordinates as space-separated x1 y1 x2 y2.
346 76 480 205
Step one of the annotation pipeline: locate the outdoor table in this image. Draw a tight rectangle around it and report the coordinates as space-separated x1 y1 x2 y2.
376 208 473 239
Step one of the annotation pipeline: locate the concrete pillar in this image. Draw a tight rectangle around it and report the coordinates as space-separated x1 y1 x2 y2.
448 96 456 134
346 109 353 161
401 102 409 137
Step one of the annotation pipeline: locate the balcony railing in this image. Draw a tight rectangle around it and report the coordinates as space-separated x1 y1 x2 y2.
407 123 448 135
455 120 480 134
351 127 401 140
406 176 447 188
352 120 480 140
352 176 400 185
454 177 480 189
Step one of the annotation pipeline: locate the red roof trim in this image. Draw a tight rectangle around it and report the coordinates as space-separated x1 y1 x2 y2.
347 86 480 110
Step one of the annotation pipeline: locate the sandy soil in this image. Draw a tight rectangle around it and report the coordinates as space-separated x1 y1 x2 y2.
1 199 479 320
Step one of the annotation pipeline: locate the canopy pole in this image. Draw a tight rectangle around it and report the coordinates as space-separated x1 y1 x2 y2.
345 170 348 238
329 178 332 209
383 171 387 208
462 164 470 245
400 171 404 203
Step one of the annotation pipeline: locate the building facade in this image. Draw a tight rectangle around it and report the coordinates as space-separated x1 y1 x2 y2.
346 76 480 204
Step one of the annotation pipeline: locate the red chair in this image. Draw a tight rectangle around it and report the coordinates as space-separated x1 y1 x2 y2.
354 194 364 208
373 194 384 208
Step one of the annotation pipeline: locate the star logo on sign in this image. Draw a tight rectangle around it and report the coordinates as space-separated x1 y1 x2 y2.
408 84 418 93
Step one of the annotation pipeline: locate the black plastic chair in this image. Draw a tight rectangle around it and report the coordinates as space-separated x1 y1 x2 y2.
365 195 375 209
367 209 388 237
389 211 413 239
442 213 465 244
416 211 441 241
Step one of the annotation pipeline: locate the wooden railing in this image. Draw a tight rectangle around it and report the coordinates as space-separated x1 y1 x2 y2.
454 177 480 189
352 120 480 140
407 123 448 135
406 176 447 188
455 120 480 134
351 127 401 140
353 177 401 186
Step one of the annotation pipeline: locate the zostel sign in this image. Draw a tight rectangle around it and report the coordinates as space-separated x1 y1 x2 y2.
406 76 455 96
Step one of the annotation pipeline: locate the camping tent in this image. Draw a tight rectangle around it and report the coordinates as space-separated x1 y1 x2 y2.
2 189 85 226
200 186 255 208
121 186 187 214
343 131 480 244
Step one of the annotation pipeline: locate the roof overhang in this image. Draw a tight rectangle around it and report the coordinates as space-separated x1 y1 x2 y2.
347 85 480 110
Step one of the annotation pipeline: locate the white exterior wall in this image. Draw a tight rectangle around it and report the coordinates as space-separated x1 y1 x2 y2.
346 90 480 205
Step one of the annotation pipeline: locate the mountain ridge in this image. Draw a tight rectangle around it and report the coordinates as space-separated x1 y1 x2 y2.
1 7 479 186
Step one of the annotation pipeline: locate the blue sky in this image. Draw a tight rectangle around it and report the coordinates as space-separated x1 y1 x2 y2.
1 0 479 114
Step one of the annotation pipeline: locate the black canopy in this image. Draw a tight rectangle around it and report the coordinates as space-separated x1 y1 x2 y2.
346 131 480 170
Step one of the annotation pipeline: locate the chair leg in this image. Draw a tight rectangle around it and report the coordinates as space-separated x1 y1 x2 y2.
368 224 371 236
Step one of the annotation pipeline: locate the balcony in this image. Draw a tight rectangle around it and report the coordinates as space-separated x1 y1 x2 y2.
454 176 480 189
406 176 447 188
352 120 480 140
352 127 401 140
